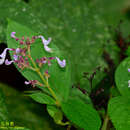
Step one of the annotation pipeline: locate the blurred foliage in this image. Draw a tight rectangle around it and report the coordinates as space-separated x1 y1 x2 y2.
0 83 65 130
89 0 130 38
108 96 130 130
28 0 119 91
0 88 9 121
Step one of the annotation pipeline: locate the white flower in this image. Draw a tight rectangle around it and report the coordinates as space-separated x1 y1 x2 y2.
11 32 16 38
56 57 66 68
0 48 11 65
38 35 52 53
128 80 130 88
5 59 14 65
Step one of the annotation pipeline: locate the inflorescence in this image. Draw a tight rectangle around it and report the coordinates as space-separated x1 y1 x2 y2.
0 32 66 87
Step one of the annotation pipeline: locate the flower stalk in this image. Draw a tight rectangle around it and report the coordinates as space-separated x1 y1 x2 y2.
27 44 60 106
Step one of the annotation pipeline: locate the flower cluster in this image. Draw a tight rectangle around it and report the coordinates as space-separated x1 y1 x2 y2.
5 48 30 70
36 57 55 67
11 32 36 45
0 32 66 87
24 80 43 87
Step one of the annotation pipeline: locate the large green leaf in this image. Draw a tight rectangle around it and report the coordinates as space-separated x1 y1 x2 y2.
108 96 130 130
115 57 130 97
0 83 65 130
61 98 101 130
0 0 118 89
29 0 118 89
69 87 92 105
7 20 71 101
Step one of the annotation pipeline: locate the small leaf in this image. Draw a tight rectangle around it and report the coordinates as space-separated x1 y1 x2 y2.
69 87 92 105
29 92 55 105
61 98 101 130
0 88 9 121
47 105 63 125
108 96 130 130
115 57 130 97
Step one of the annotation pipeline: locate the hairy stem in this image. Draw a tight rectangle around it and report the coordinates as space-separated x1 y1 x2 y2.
27 45 60 106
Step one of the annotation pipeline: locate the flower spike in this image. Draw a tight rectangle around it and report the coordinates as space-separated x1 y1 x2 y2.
56 57 66 68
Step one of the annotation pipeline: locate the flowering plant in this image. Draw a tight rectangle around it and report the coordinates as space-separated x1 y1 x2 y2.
1 18 130 130
0 20 102 130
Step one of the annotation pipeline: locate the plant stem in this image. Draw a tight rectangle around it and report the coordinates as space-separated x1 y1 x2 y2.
101 113 109 130
27 46 60 106
67 125 71 130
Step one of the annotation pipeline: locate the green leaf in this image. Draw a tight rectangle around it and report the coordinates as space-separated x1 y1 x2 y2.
115 57 130 97
7 20 71 101
110 87 121 97
0 0 45 42
47 105 63 125
0 83 65 130
125 46 130 57
108 96 130 130
61 98 101 130
0 88 9 121
29 92 55 105
29 0 118 89
69 87 92 105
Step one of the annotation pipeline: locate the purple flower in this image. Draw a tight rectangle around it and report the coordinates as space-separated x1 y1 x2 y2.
4 48 20 65
48 57 55 60
44 45 52 53
5 54 18 65
11 32 16 38
11 32 19 41
0 48 11 65
38 35 52 53
38 35 51 46
56 57 66 68
15 48 21 54
24 80 38 87
44 70 50 78
128 68 130 72
13 54 18 61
